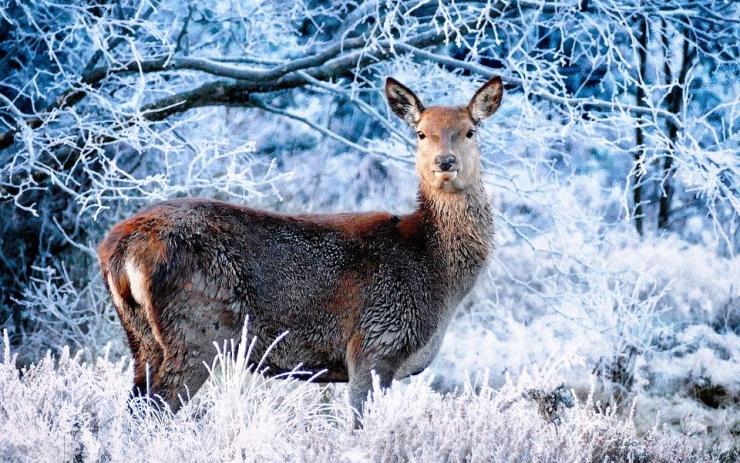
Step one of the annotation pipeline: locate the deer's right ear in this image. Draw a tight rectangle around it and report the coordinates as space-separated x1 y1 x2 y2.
468 76 503 124
385 78 424 127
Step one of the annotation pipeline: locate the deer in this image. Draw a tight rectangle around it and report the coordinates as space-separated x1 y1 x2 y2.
97 76 503 426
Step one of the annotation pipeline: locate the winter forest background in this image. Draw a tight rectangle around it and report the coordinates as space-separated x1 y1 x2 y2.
0 0 738 461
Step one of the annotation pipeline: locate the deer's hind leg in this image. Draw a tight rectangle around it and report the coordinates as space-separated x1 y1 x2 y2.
148 278 245 413
150 334 215 413
121 302 165 399
104 268 165 401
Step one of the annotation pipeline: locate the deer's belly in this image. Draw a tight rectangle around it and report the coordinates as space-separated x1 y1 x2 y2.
394 316 451 379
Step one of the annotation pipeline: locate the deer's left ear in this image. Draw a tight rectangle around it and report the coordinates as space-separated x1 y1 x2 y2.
468 76 503 124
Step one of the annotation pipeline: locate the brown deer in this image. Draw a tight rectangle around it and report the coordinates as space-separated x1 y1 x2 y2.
98 76 503 425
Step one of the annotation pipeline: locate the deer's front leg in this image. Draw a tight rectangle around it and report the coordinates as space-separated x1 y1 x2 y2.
346 334 397 429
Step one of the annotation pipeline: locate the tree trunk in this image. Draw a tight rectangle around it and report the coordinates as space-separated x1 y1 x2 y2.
633 16 648 237
659 23 696 230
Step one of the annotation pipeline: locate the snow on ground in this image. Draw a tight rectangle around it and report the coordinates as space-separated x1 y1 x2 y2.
0 329 729 463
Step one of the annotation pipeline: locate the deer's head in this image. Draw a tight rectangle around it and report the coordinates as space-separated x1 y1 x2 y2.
386 76 503 194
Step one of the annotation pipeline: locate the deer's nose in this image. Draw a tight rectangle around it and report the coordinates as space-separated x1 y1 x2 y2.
435 155 457 171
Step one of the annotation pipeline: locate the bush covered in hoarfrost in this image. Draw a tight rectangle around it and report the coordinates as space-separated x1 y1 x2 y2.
0 330 726 463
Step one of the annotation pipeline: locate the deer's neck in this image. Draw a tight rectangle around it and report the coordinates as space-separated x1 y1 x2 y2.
417 181 494 300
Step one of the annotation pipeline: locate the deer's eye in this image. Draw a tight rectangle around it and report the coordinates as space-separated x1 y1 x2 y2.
466 130 475 139
416 131 426 140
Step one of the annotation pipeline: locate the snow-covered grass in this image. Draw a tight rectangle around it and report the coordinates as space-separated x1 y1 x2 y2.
0 328 726 463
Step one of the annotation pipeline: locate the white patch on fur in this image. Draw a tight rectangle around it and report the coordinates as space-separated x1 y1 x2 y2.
125 258 168 350
106 274 125 308
125 258 149 306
